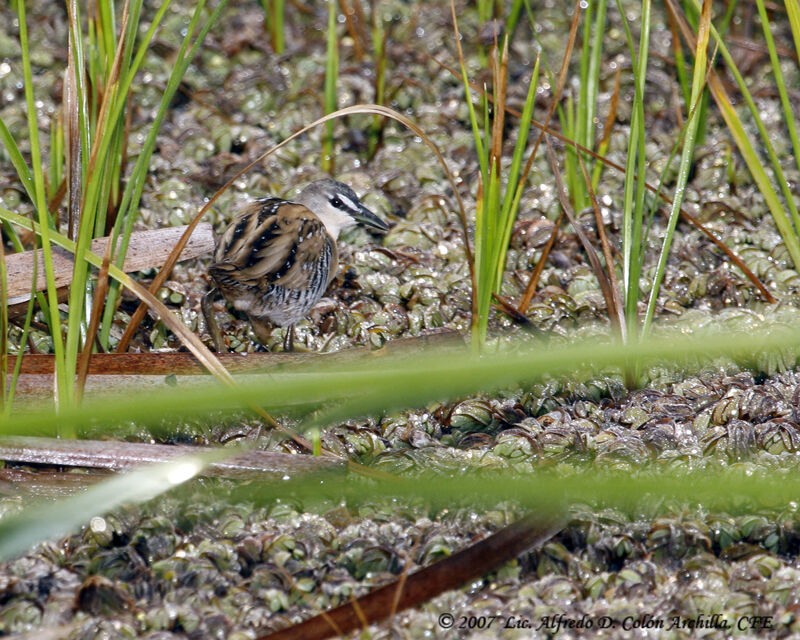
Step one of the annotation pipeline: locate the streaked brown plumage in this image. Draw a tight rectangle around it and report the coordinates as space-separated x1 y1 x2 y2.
203 179 388 351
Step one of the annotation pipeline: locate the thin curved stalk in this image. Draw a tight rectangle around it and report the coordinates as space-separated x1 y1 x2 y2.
116 104 472 352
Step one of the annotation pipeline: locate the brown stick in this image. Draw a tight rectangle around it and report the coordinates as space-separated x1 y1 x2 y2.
8 331 465 403
0 436 344 480
7 287 69 320
9 329 462 376
517 211 563 314
579 154 626 340
258 511 564 640
3 224 214 303
0 467 112 499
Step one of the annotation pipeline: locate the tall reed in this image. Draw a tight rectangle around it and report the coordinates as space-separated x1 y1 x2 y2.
456 37 539 349
322 0 339 173
260 0 285 53
0 0 227 417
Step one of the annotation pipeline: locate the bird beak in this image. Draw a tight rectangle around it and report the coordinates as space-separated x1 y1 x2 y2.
354 203 390 233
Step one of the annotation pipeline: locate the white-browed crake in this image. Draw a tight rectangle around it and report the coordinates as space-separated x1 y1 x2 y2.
203 179 389 351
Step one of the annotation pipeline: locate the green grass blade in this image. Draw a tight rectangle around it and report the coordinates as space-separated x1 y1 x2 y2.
260 0 285 53
62 0 100 406
615 0 651 342
101 0 225 348
226 470 800 531
3 255 38 417
16 0 68 407
0 119 35 204
686 0 800 263
486 160 502 294
572 0 595 212
322 0 339 173
504 0 525 42
19 463 800 568
368 4 386 154
577 0 593 140
451 0 487 181
0 115 41 264
629 0 651 340
66 0 91 185
499 54 540 261
562 94 583 210
679 0 800 272
757 0 800 180
47 115 63 203
787 0 800 60
273 0 285 53
615 0 639 312
98 0 117 74
789 0 800 169
1 308 799 440
641 0 711 338
584 0 607 158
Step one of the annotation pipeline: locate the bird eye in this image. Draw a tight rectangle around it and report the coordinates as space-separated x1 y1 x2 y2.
330 197 342 208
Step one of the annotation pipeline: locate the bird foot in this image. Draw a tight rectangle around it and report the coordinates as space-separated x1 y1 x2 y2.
201 288 226 353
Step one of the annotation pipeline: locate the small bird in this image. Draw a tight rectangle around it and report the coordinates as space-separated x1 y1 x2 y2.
203 179 389 351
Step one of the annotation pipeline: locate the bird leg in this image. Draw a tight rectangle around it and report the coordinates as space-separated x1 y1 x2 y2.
201 288 225 353
283 324 296 352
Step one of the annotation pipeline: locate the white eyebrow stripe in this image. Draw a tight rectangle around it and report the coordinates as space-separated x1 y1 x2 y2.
337 195 357 211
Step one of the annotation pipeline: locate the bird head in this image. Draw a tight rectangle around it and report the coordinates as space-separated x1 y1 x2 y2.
295 179 389 240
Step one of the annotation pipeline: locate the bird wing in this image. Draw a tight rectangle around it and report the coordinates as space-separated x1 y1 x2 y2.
214 200 335 291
